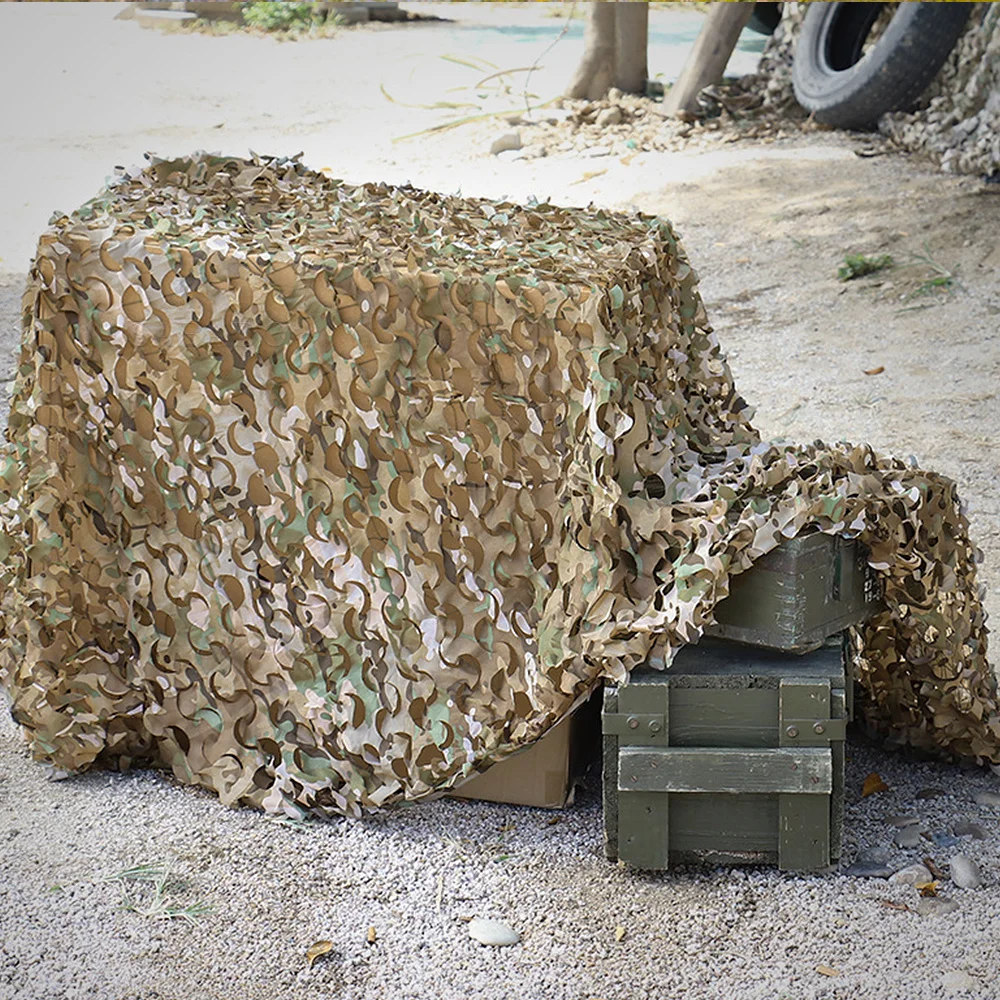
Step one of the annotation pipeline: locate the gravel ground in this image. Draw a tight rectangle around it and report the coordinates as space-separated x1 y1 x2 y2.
1 5 1000 1000
4 708 1000 1000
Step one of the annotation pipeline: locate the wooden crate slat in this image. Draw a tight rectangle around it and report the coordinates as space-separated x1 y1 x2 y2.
619 747 832 795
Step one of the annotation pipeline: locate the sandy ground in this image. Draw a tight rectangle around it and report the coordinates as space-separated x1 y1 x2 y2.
1 4 1000 1000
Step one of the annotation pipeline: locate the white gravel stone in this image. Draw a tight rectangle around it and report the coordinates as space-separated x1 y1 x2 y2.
953 820 987 840
941 970 980 994
595 106 623 128
468 918 520 947
893 825 925 848
949 855 983 889
889 863 933 886
917 897 960 917
885 813 920 827
843 861 893 878
489 131 521 156
973 791 1000 808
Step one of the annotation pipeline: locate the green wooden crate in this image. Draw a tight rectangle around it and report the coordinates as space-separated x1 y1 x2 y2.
705 533 882 653
603 636 848 872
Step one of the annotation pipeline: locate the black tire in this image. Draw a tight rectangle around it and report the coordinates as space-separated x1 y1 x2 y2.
792 2 974 130
747 3 783 37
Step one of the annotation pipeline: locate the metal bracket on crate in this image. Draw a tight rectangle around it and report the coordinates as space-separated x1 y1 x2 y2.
779 716 847 745
602 710 668 747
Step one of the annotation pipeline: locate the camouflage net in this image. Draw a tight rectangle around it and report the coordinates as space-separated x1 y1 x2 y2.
0 153 997 818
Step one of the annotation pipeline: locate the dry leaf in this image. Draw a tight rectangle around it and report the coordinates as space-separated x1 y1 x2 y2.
614 926 626 942
862 772 889 797
863 366 885 376
916 880 939 897
366 926 377 944
878 900 911 912
816 964 841 977
923 857 945 880
305 940 333 967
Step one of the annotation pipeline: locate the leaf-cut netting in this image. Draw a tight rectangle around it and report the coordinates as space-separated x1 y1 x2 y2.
0 154 996 817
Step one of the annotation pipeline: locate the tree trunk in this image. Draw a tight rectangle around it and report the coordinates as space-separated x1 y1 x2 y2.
663 2 754 117
565 2 616 100
614 2 648 95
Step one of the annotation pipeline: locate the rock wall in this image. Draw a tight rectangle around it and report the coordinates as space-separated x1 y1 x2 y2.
880 3 1000 177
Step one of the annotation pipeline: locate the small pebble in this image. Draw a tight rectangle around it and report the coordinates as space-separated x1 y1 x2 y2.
948 855 983 889
595 106 623 128
973 791 1000 808
889 863 933 886
930 832 961 848
468 918 520 947
953 820 987 840
489 132 522 156
916 787 946 800
893 825 924 849
941 970 979 994
506 145 547 162
843 861 893 878
917 897 960 917
857 846 891 864
884 813 920 828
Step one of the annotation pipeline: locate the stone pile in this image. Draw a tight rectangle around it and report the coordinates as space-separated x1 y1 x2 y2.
747 1 1000 178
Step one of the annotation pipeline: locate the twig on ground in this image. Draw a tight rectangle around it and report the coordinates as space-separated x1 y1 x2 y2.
905 243 966 297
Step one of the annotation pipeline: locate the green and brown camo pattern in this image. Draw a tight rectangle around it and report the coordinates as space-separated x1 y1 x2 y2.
0 153 996 817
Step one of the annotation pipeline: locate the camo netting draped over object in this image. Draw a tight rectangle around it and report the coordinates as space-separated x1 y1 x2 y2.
1 153 997 817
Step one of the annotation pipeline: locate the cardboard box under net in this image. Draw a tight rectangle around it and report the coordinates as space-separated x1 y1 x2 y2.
451 692 601 809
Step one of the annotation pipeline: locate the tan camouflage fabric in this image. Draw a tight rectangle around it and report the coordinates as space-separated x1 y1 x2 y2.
0 153 996 818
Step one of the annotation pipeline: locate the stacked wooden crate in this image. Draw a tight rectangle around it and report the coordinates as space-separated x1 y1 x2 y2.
603 533 882 872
